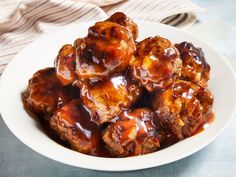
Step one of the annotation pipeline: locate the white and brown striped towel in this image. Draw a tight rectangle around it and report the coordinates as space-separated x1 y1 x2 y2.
0 0 205 75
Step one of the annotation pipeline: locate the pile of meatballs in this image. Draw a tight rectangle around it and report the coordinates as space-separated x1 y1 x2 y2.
24 12 214 157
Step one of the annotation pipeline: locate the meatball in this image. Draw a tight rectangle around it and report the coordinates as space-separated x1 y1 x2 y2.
175 42 210 87
24 67 80 117
152 80 213 139
130 36 182 92
50 99 102 155
102 108 161 157
81 71 141 124
75 21 135 81
54 44 77 86
106 12 138 40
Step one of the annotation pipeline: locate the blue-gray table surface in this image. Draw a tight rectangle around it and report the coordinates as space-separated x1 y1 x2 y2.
1 0 236 176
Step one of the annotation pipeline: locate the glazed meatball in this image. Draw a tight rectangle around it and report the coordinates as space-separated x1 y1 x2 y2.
81 71 141 124
24 67 80 117
75 21 135 81
103 108 161 157
130 36 182 92
175 42 210 87
152 80 213 139
55 44 77 86
50 99 102 155
106 12 138 40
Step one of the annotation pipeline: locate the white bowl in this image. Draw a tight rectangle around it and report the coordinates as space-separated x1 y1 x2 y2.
1 21 236 171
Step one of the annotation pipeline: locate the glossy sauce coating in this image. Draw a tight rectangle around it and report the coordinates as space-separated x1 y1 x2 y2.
175 42 210 87
106 12 139 40
50 99 111 156
152 80 214 139
193 112 215 135
55 44 77 86
81 70 142 124
130 36 182 92
103 108 161 157
75 21 135 81
24 67 80 118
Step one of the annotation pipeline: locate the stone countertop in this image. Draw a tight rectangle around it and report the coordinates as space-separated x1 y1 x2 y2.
0 0 236 176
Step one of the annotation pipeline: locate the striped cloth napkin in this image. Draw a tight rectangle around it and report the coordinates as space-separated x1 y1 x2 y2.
0 0 205 75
